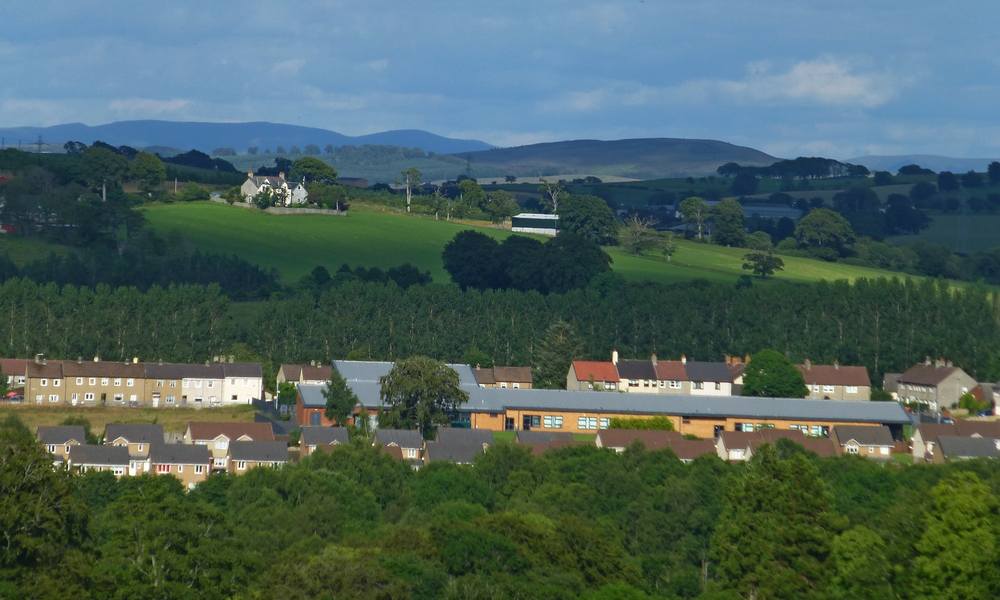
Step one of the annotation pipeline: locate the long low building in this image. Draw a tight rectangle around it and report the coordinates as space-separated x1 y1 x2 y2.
299 360 910 438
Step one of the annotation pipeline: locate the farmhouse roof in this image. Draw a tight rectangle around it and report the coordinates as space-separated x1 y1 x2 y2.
832 425 893 447
37 425 87 445
69 444 130 466
899 364 961 386
572 360 619 383
937 435 1000 459
229 440 289 462
104 423 164 445
373 428 423 449
684 361 735 383
616 359 657 381
300 426 350 446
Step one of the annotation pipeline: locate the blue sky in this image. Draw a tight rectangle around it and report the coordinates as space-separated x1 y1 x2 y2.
3 1 1000 158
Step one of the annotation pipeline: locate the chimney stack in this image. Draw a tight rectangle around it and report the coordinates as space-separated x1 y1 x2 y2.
611 349 619 365
650 353 657 367
804 358 812 370
833 360 839 369
34 353 44 365
132 357 138 364
278 171 286 181
681 354 687 365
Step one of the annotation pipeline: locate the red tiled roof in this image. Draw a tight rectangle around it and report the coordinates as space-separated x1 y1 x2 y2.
797 364 870 387
0 358 27 376
653 360 687 381
572 361 619 382
300 365 332 381
899 364 959 386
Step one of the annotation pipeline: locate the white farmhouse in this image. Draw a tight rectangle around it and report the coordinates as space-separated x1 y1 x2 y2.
240 170 309 206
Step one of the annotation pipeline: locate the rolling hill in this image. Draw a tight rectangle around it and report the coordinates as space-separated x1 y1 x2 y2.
0 120 493 155
849 154 1000 173
139 201 926 287
459 138 779 179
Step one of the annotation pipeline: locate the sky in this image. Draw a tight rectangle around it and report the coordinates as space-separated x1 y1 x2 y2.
3 1 1000 159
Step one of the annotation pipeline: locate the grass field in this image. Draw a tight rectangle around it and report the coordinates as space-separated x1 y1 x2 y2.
889 212 1000 253
141 201 925 287
0 235 71 265
0 404 257 435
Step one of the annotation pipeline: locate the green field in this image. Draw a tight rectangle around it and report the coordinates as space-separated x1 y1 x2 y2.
0 235 71 265
142 201 925 286
889 212 1000 253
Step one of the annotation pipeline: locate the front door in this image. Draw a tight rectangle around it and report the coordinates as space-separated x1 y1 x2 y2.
152 392 160 408
504 417 515 431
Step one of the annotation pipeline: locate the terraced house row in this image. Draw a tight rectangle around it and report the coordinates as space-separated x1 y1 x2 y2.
7 355 263 407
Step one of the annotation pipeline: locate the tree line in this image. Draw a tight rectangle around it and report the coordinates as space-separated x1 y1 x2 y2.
3 414 998 599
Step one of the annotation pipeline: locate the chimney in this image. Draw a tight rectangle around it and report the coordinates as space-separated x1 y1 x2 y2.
93 355 100 362
247 169 253 179
681 354 687 365
132 357 138 364
744 353 751 364
804 358 812 370
924 356 931 366
611 349 619 365
77 356 82 364
833 360 839 369
650 353 657 367
34 353 44 365
278 171 286 181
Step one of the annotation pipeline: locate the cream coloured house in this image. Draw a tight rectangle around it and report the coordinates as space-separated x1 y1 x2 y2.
240 171 308 206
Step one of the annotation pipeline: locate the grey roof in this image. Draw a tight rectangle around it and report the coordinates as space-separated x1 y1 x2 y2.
435 428 493 446
144 362 224 379
833 425 894 447
149 443 211 464
37 425 86 445
374 428 424 448
425 434 491 464
223 363 262 378
298 383 328 408
616 359 656 381
685 361 735 383
229 440 289 462
300 426 350 446
104 423 164 444
937 435 1000 459
69 444 130 466
334 360 479 388
516 430 575 444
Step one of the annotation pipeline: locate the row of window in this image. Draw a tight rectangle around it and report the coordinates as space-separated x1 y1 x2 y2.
39 377 137 387
36 378 254 389
809 384 860 394
621 379 725 391
155 463 205 474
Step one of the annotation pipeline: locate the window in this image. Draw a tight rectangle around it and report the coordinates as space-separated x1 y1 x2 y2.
194 380 202 388
731 449 745 459
237 461 246 470
156 379 164 387
48 394 59 403
113 393 123 403
54 379 61 387
693 382 704 390
47 444 56 453
867 447 874 454
76 377 83 385
512 382 520 389
40 378 48 387
811 384 820 393
714 382 721 390
577 416 598 430
129 394 137 403
156 464 170 473
35 394 42 403
823 385 835 393
137 444 144 453
165 395 175 405
114 378 121 387
846 445 859 454
670 380 681 389
214 439 227 450
113 467 124 476
604 382 615 390
71 393 79 402
170 381 176 388
543 415 564 428
89 377 96 385
64 444 70 454
809 425 822 436
207 381 214 388
682 417 692 424
126 378 134 387
499 382 507 389
879 447 889 456
101 378 109 386
177 465 184 473
84 392 95 401
195 465 204 474
598 418 610 429
846 386 858 394
230 378 236 385
406 448 418 458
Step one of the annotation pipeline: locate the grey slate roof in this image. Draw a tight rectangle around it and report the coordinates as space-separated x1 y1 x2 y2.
435 428 494 445
374 428 424 449
300 426 350 446
223 363 262 378
685 361 736 383
149 443 211 464
616 359 657 381
937 435 1000 459
37 425 87 445
104 423 164 444
334 360 480 388
425 434 491 464
515 430 575 444
833 425 894 447
69 444 130 466
229 440 289 462
297 383 328 408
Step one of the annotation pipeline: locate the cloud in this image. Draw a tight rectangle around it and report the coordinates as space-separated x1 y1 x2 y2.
108 97 191 115
270 58 306 76
682 57 904 108
363 58 389 72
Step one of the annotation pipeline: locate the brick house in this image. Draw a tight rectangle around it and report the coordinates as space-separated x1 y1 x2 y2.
36 425 87 464
373 429 424 461
831 425 893 458
148 444 212 489
424 428 493 464
184 422 275 470
299 426 350 457
104 423 165 475
67 444 130 477
911 421 1000 462
227 440 289 474
798 360 871 401
566 359 619 391
472 366 533 389
896 359 977 410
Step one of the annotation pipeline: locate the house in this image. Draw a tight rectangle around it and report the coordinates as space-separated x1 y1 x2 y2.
896 359 977 410
798 360 871 401
228 441 289 473
277 363 331 388
511 213 558 236
715 429 838 461
566 359 619 391
25 355 64 405
299 426 350 457
911 421 1000 461
184 422 275 470
61 358 146 407
616 354 659 393
36 425 87 463
373 429 424 461
0 358 28 390
295 383 337 427
67 444 130 477
831 425 893 459
596 429 683 453
472 366 533 389
684 359 738 396
148 444 211 489
932 436 1000 462
104 423 164 475
240 171 308 206
424 428 493 464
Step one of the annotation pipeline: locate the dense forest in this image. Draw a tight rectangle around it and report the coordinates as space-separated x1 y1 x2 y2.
4 416 998 599
0 276 996 383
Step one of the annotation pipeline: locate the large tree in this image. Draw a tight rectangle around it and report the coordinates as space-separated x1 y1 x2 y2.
484 190 519 224
742 250 783 278
324 368 360 426
678 197 709 240
378 356 469 438
830 526 894 600
711 198 745 246
557 195 617 244
442 230 501 290
913 472 999 599
709 445 835 599
539 180 565 213
618 215 658 255
291 156 338 184
741 349 808 397
129 151 166 193
82 145 129 189
794 208 856 257
533 319 582 389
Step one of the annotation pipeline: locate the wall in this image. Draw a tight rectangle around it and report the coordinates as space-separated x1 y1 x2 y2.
805 384 872 401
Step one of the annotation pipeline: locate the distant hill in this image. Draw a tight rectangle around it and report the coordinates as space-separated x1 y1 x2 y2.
0 120 492 155
849 154 1000 174
459 138 779 179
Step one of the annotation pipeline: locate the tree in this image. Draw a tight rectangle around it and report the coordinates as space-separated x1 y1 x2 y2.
913 472 999 599
378 356 469 438
872 171 893 186
937 171 959 191
483 190 519 224
988 161 1000 184
829 527 894 599
63 141 87 155
323 144 335 155
304 144 321 155
794 208 856 257
741 349 807 397
539 181 565 213
618 215 658 255
659 231 677 261
742 251 783 279
609 416 674 430
730 172 758 195
557 195 617 244
711 198 745 246
909 181 937 207
129 151 166 193
442 230 501 290
533 319 582 389
324 368 360 426
82 145 129 188
745 231 772 251
961 170 983 188
291 157 337 184
276 381 297 410
898 163 934 175
402 167 421 213
710 446 835 599
678 197 709 240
